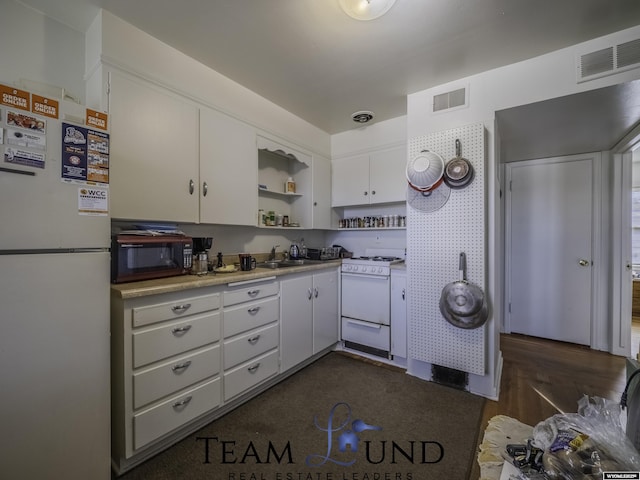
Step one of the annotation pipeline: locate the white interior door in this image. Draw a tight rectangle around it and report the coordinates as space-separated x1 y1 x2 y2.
507 154 597 345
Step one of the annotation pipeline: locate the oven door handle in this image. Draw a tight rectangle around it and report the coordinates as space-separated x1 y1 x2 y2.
341 272 388 280
345 319 382 330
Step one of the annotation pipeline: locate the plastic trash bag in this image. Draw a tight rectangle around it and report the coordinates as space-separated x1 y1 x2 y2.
531 395 640 479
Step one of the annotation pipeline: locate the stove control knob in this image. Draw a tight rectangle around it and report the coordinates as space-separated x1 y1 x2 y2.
362 266 368 273
347 265 353 271
378 267 383 273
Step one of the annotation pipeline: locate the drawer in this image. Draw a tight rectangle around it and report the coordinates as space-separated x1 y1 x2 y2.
133 345 221 409
223 297 279 338
223 323 279 370
223 349 279 401
341 318 390 351
223 281 279 307
133 311 220 368
133 292 221 328
133 378 221 450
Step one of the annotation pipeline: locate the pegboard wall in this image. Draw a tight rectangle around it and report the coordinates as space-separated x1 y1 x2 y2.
407 122 486 375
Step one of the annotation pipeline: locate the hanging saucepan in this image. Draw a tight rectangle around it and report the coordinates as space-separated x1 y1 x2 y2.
443 139 474 189
439 252 488 329
406 150 444 193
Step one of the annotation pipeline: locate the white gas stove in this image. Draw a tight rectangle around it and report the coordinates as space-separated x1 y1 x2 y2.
340 248 405 358
341 248 405 276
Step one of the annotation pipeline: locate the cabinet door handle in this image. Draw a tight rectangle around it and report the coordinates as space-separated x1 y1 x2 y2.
247 363 261 373
314 287 319 298
171 303 192 313
172 360 192 372
402 288 405 300
173 396 193 409
247 335 261 344
371 190 376 195
307 288 313 300
247 289 260 297
189 179 195 195
364 191 368 196
202 181 208 197
247 306 261 315
171 325 192 335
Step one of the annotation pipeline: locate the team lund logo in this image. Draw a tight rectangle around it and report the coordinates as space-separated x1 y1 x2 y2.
306 402 382 467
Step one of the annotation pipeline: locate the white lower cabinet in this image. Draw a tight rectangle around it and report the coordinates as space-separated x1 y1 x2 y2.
111 288 223 469
222 279 280 401
111 270 340 473
133 378 221 450
280 268 339 372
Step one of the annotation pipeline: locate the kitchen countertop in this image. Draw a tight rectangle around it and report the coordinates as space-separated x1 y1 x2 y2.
111 259 342 299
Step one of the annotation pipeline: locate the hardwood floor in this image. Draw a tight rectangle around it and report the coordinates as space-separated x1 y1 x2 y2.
470 332 633 479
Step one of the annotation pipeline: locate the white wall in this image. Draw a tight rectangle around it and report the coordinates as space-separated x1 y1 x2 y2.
0 0 85 101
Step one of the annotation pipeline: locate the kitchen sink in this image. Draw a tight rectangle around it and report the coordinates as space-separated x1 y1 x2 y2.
257 259 323 269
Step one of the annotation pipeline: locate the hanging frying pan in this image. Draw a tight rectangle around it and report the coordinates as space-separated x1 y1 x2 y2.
443 139 474 189
439 252 488 329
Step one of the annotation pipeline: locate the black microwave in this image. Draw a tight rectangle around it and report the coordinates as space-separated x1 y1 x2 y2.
111 234 193 283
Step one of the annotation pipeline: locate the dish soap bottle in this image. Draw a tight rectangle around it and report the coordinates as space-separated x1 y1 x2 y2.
285 177 296 193
216 252 224 268
300 238 307 259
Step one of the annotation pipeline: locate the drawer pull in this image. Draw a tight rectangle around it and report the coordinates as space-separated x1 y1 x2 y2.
172 396 193 409
171 325 192 335
247 363 261 373
247 289 260 297
247 335 261 345
171 360 192 373
171 303 192 313
247 306 261 315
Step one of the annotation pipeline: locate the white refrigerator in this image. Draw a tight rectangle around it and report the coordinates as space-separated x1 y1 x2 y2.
0 98 110 479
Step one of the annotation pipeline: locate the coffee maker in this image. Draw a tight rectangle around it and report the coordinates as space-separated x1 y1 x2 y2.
192 237 213 274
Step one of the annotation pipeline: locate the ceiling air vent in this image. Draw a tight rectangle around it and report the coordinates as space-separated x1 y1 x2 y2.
433 87 466 113
577 37 640 83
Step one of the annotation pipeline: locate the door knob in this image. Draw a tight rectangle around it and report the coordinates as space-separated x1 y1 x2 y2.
578 259 590 267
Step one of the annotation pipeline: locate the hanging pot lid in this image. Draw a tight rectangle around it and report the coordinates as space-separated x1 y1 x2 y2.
406 181 450 213
406 150 444 191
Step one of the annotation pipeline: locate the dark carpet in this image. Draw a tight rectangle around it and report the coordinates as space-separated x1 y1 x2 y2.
118 352 485 480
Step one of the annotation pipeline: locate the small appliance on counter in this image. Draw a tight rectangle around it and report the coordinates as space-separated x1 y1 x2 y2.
306 246 342 261
192 237 213 275
111 232 193 283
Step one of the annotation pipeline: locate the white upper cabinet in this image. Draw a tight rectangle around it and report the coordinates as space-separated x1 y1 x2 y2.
331 145 407 207
108 70 199 222
200 107 257 226
312 155 332 229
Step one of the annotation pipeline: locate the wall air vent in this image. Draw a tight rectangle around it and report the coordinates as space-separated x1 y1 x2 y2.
617 38 640 69
577 37 640 83
579 47 614 79
433 87 467 113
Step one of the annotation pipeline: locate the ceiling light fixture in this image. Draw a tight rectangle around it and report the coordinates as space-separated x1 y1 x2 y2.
339 0 397 21
351 110 375 123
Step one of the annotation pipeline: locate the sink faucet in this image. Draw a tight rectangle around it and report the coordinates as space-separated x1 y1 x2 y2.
269 245 280 261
